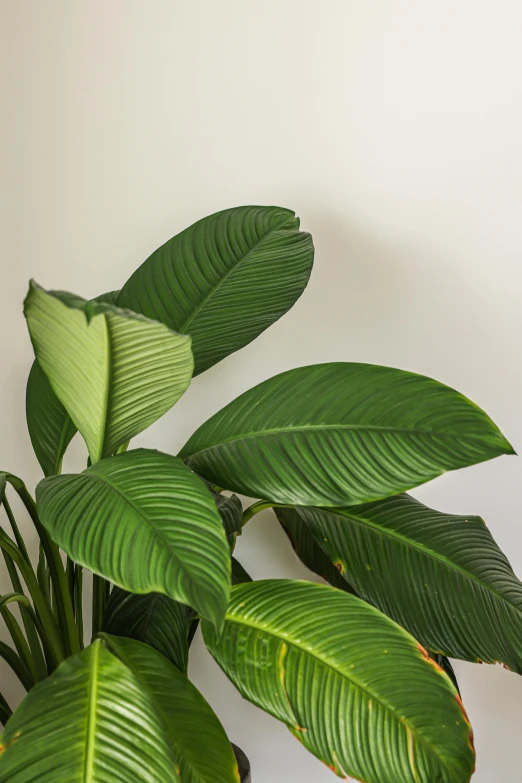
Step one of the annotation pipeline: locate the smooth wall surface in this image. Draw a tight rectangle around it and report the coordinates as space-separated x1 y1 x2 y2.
2 2 522 780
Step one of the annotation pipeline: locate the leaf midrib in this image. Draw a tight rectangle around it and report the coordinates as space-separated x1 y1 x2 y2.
184 422 504 457
308 507 522 611
179 215 297 334
224 608 457 775
81 469 193 583
83 639 100 783
105 642 208 783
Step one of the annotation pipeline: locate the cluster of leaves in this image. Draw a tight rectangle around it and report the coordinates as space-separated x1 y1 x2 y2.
0 206 518 783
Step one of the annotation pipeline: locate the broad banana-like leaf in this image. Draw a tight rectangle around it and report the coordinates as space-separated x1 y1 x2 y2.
25 291 122 475
203 580 475 783
36 449 230 629
116 206 314 375
181 363 513 506
0 639 178 782
103 587 190 672
26 361 77 477
297 494 522 671
24 282 194 464
275 506 355 591
102 634 240 783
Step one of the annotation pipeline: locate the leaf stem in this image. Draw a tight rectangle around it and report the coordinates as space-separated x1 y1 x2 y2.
92 575 110 636
4 475 80 656
0 640 34 692
0 692 12 726
0 527 64 668
241 501 290 526
2 495 31 564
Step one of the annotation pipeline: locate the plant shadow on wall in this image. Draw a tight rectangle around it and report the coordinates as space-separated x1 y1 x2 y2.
0 205 519 783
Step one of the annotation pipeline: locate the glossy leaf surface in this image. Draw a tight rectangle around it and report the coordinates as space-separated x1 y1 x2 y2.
0 639 178 782
298 494 522 671
181 363 512 506
102 635 240 783
116 206 314 375
203 580 474 783
103 587 190 672
24 282 193 463
36 449 230 629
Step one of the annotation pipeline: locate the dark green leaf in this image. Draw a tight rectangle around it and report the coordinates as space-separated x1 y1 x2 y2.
0 639 178 782
26 361 77 477
181 363 513 506
36 449 230 630
214 492 243 543
103 587 190 672
116 206 314 375
297 493 522 671
275 506 355 591
231 557 252 585
203 580 474 783
102 634 240 783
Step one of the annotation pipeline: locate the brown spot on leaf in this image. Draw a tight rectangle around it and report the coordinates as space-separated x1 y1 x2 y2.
455 693 475 754
334 562 344 574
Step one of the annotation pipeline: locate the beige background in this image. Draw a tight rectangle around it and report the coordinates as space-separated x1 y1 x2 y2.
2 1 522 780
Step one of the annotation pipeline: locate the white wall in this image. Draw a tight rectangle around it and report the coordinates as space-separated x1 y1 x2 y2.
2 1 522 780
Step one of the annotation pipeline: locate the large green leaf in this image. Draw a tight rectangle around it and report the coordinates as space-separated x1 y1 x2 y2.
203 580 475 783
24 282 194 464
297 493 522 672
0 639 178 782
25 291 122 476
102 634 240 783
116 206 314 375
275 506 355 591
103 587 190 672
26 361 77 477
36 449 230 629
181 363 513 506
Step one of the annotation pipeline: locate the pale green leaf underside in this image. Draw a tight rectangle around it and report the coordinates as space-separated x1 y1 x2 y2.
203 580 474 783
25 360 77 477
297 493 522 672
24 282 194 464
36 449 230 629
102 635 240 783
181 363 513 506
0 640 178 782
116 206 314 376
103 587 190 672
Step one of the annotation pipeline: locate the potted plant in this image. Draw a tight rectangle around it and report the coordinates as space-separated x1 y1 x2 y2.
0 205 518 782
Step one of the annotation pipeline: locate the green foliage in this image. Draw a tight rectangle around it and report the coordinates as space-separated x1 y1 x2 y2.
116 206 314 375
180 362 512 506
0 639 178 782
0 205 517 782
24 283 194 464
295 494 522 671
103 588 191 672
203 580 475 783
36 449 230 629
